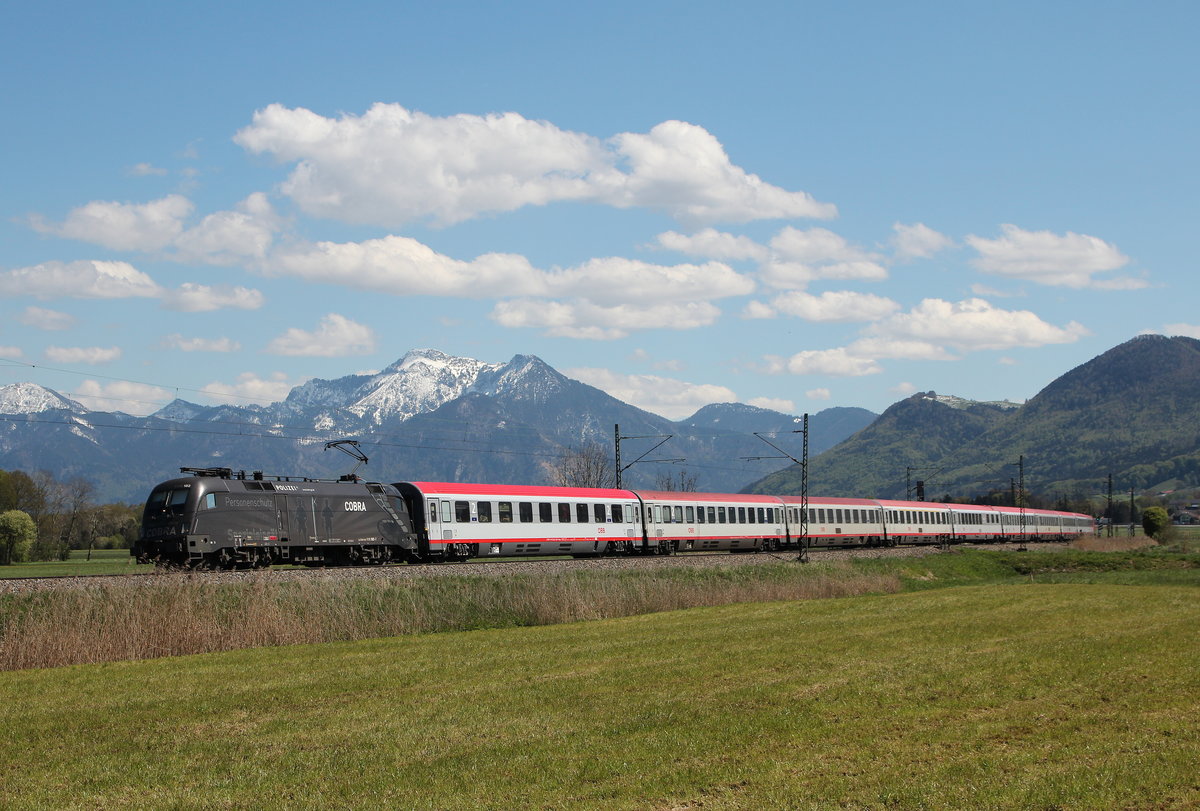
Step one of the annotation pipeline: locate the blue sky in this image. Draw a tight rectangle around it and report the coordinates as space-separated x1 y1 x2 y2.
2 1 1196 419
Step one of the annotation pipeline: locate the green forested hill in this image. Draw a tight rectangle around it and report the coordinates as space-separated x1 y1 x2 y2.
749 335 1200 499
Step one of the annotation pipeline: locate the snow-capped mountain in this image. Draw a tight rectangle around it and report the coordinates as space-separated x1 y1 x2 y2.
0 349 871 502
0 383 85 414
281 349 502 425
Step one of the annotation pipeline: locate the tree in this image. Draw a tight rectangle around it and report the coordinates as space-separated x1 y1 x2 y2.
654 468 698 492
0 510 37 565
1142 505 1170 539
548 443 615 488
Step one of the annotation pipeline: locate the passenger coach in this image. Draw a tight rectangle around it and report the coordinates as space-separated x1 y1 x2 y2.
393 482 646 560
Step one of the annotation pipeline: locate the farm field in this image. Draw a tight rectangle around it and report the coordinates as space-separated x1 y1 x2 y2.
1 581 1197 809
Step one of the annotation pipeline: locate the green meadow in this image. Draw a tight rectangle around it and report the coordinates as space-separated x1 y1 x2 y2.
1 550 1198 809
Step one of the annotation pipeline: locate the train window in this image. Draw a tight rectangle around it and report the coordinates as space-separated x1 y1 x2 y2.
737 507 746 523
696 506 705 524
147 490 169 511
686 506 695 523
454 501 470 522
673 506 683 523
717 506 726 523
576 503 588 522
747 507 757 524
440 500 452 522
428 500 438 523
777 508 783 524
202 493 216 510
539 503 553 522
559 503 572 523
594 504 607 523
478 502 492 523
499 502 513 523
519 502 533 522
613 504 624 523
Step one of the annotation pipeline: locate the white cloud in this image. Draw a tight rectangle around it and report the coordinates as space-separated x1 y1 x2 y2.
234 103 835 226
969 283 1022 297
29 193 281 266
747 396 796 412
0 260 162 299
199 371 297 406
654 228 768 261
761 227 888 290
266 314 377 357
549 257 753 305
612 120 837 223
129 163 167 177
863 297 1089 352
44 346 122 364
32 194 193 251
741 300 777 319
804 388 831 401
72 380 171 416
160 334 242 352
768 290 900 323
1163 323 1200 340
271 236 752 308
891 222 953 261
270 235 545 298
173 193 281 264
565 367 738 419
966 224 1143 289
846 337 957 361
764 348 883 377
0 346 22 358
160 284 265 312
492 299 721 340
19 306 76 330
889 382 917 396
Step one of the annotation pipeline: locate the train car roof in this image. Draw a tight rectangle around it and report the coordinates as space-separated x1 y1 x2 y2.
874 499 962 510
633 490 784 503
777 495 879 506
396 481 638 500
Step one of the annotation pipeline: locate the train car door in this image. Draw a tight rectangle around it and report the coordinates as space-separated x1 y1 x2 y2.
275 494 291 545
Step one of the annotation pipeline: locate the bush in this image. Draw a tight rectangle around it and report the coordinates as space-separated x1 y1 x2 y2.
1143 506 1171 539
0 510 37 565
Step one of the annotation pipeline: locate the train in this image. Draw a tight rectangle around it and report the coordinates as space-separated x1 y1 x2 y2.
132 466 1097 569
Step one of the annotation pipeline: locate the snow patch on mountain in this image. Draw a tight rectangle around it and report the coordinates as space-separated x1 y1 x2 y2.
0 383 85 414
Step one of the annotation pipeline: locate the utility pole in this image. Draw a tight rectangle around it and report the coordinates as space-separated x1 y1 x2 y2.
1129 488 1137 537
1106 473 1114 538
613 424 682 489
739 417 808 562
1017 454 1026 551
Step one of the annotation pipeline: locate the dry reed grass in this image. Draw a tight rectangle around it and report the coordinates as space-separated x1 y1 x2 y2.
0 566 900 671
1070 535 1158 552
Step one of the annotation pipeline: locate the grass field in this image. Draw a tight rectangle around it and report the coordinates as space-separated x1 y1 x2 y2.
0 582 1197 809
0 548 137 578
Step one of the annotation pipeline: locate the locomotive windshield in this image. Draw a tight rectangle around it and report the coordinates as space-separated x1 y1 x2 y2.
143 485 195 519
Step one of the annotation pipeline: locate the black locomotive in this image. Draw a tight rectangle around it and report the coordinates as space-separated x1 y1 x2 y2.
134 466 419 568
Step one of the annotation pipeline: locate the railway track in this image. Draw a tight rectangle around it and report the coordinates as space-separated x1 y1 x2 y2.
0 541 1068 595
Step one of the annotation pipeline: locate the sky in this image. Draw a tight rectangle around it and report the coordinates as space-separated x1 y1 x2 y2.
1 1 1197 421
